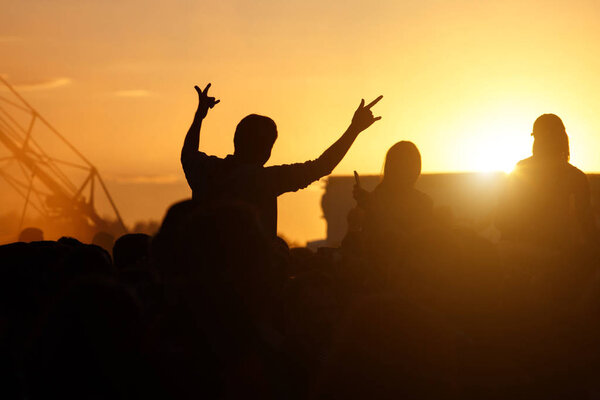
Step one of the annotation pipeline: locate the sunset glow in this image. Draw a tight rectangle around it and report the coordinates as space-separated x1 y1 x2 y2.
2 0 600 242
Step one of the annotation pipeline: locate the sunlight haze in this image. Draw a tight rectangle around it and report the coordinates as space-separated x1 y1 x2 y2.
2 0 600 242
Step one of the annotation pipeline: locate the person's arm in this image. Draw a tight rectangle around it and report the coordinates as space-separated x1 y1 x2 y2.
181 83 220 162
265 96 383 196
312 96 383 178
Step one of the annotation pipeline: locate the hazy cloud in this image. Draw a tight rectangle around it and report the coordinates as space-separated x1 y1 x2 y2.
0 36 23 43
106 173 181 184
113 89 152 98
14 77 72 91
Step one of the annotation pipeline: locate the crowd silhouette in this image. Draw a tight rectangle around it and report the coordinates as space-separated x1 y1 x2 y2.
2 83 600 399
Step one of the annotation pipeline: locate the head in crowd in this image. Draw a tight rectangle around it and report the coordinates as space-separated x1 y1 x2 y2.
151 199 204 278
18 227 43 242
531 114 570 162
62 242 115 279
233 114 278 165
112 233 151 270
382 141 422 188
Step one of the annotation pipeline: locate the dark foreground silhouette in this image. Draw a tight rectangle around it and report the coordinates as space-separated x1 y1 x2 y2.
1 111 600 399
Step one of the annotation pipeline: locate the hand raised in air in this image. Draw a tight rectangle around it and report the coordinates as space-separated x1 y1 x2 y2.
350 95 383 133
194 83 220 119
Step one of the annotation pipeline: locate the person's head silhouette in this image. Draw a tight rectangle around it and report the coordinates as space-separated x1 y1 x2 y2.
233 114 278 165
382 141 422 188
531 114 570 162
18 227 43 242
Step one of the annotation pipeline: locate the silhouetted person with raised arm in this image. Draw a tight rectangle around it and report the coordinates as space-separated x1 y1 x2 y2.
496 114 598 247
181 83 382 237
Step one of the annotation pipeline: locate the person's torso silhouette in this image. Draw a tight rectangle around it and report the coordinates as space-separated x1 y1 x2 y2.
364 182 433 233
183 144 331 237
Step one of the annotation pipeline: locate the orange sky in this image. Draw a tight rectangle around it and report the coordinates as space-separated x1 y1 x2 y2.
2 0 600 242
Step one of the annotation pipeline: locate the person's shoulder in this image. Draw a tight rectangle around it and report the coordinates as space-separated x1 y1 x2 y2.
182 151 230 181
182 150 224 163
516 156 534 168
566 162 585 175
566 162 589 184
201 152 232 168
508 157 536 177
415 188 434 207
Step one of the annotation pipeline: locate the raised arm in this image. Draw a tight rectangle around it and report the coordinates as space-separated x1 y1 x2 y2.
181 83 220 161
312 96 383 177
251 95 383 197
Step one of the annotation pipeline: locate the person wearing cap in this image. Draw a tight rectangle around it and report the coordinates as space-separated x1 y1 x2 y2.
496 114 598 247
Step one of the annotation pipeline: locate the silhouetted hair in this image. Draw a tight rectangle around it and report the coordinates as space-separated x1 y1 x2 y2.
57 236 83 247
382 141 422 187
532 114 570 162
233 114 278 162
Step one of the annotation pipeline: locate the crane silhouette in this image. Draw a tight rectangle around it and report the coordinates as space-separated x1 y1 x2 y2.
0 76 127 236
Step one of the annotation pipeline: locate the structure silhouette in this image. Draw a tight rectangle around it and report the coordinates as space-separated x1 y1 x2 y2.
0 77 127 238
